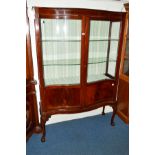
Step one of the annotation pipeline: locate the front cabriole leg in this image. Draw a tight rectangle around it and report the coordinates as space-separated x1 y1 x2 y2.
111 104 117 126
41 113 47 142
102 106 105 115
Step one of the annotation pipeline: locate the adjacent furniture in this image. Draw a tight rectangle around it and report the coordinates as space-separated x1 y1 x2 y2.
34 7 126 142
26 9 41 141
117 3 129 123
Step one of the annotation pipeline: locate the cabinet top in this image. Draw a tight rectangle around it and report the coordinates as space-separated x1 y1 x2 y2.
27 0 126 12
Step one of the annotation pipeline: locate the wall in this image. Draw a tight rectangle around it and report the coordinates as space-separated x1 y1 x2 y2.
27 0 126 12
27 0 125 125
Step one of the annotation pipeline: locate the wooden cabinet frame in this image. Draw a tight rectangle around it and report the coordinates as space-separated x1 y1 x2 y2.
34 7 126 142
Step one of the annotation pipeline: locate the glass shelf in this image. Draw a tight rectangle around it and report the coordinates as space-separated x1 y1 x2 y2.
87 74 110 83
90 39 119 41
43 65 80 85
44 74 110 86
41 38 119 42
41 39 81 42
43 59 80 66
44 76 80 85
43 57 116 66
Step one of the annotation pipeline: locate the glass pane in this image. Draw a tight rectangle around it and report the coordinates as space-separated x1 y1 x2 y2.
123 28 129 76
108 40 119 76
107 22 120 77
40 19 82 86
87 21 120 83
87 20 110 83
111 22 120 39
89 21 110 40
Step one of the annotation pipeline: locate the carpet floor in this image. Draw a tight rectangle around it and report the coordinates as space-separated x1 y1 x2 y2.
26 113 129 155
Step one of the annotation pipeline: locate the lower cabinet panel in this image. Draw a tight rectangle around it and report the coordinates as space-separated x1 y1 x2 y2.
85 80 115 105
44 81 115 111
45 87 81 109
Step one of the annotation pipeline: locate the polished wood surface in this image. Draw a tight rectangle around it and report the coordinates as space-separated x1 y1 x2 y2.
117 79 129 123
26 9 41 141
85 80 114 106
26 79 41 140
34 7 126 142
37 7 124 21
45 87 81 109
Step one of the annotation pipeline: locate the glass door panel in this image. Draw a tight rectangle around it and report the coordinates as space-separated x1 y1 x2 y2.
87 20 121 83
107 40 119 76
111 22 121 39
87 21 110 83
107 22 120 77
89 21 110 40
40 19 82 86
123 28 129 76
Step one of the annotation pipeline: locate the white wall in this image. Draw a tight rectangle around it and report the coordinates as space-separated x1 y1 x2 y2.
27 0 125 125
27 0 125 12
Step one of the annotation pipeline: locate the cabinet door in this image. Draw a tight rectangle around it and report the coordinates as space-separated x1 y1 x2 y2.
35 8 83 110
40 18 82 86
87 20 121 83
117 3 129 123
85 18 122 105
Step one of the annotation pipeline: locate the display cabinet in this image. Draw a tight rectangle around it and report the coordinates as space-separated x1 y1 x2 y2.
34 7 126 142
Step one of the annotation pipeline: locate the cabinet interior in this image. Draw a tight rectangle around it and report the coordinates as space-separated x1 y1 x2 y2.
40 16 121 86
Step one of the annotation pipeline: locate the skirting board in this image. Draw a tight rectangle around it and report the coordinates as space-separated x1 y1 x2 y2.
46 106 113 125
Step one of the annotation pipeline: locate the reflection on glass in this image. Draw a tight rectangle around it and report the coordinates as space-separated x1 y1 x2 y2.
89 21 110 40
107 40 119 76
87 21 120 83
40 19 82 85
107 22 120 77
123 28 129 76
87 21 110 83
111 22 120 39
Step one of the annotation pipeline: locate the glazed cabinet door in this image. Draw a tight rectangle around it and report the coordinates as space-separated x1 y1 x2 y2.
40 18 82 86
85 16 123 106
35 8 84 112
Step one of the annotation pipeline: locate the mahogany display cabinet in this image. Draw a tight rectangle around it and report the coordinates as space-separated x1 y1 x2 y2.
34 7 126 142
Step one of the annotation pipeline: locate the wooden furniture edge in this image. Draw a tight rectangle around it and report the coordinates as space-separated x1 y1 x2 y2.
117 110 129 124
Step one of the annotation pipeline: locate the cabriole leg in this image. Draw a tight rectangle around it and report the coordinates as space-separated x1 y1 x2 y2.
102 106 105 115
41 115 46 142
111 105 117 126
